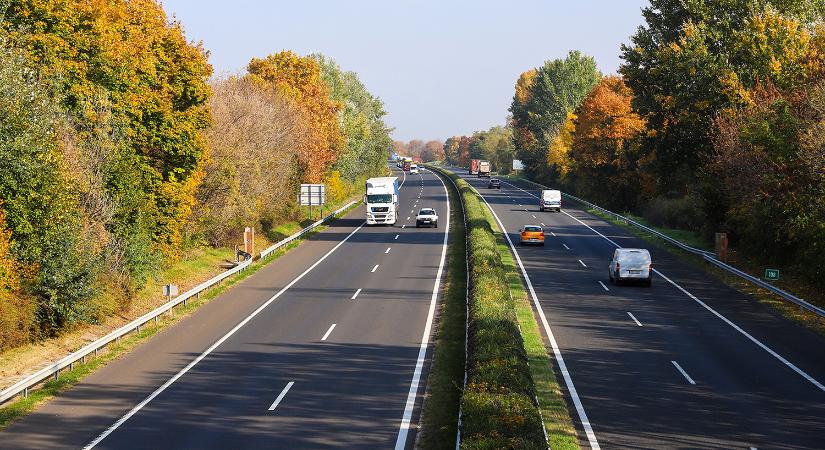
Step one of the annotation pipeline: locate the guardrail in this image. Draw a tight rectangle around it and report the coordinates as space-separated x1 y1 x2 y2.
505 176 825 319
0 199 358 406
445 165 824 319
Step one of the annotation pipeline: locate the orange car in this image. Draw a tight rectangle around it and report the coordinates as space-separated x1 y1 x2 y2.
519 225 545 246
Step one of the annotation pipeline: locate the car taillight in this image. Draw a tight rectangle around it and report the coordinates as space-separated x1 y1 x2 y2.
616 262 621 271
649 263 653 270
539 232 544 237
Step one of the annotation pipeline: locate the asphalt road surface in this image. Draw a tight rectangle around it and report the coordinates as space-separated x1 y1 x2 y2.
452 167 825 450
1 166 449 450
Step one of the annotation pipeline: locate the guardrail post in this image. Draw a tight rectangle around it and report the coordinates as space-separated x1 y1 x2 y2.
23 387 28 398
196 292 200 300
54 370 58 382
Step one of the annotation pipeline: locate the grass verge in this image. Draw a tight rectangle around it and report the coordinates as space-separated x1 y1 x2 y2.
416 167 468 449
427 165 545 449
0 200 361 430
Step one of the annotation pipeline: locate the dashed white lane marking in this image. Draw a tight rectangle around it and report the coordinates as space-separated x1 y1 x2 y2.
321 324 336 341
598 281 610 291
371 264 379 273
578 259 587 268
562 244 570 250
394 234 399 240
385 247 391 254
532 215 537 219
548 230 553 235
402 224 406 229
406 216 410 221
671 361 696 385
351 288 362 300
627 312 642 326
268 381 295 410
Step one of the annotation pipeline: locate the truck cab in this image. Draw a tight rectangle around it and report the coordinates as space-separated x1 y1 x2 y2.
365 177 399 225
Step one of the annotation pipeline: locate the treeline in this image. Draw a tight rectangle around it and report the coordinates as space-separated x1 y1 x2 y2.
443 126 515 174
0 1 390 349
392 139 444 162
452 0 825 290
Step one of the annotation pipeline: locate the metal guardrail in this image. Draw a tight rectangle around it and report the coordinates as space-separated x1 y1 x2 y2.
446 165 823 318
0 200 357 406
504 176 825 318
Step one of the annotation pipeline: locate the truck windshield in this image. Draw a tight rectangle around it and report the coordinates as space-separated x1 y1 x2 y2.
367 194 392 203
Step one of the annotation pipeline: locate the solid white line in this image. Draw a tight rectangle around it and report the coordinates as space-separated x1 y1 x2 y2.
385 247 391 254
394 166 451 449
351 288 362 300
394 234 399 240
321 324 336 341
371 264 379 273
627 312 642 327
598 281 610 291
671 361 696 385
578 259 587 268
474 187 601 449
563 244 570 250
268 381 295 410
654 268 825 391
83 222 366 449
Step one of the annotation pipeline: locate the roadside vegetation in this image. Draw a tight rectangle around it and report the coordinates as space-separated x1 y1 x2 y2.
428 165 578 450
433 1 825 326
0 1 391 369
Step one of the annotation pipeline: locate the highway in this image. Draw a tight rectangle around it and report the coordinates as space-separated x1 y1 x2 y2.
0 166 449 449
451 167 825 449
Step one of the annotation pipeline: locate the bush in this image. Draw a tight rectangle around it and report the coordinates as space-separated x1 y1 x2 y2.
641 195 704 231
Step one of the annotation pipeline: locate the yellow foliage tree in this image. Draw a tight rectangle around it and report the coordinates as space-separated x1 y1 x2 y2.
247 51 343 183
546 111 576 179
0 203 34 350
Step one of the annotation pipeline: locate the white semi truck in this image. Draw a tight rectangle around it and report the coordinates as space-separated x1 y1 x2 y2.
365 177 400 225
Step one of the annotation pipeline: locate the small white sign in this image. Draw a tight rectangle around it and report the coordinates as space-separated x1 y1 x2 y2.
163 284 179 297
298 184 326 206
512 159 525 171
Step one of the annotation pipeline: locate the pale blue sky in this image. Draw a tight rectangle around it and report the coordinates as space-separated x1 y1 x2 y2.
161 1 650 141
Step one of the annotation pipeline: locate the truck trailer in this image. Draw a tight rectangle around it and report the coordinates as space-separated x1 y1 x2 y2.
470 159 480 175
365 177 399 225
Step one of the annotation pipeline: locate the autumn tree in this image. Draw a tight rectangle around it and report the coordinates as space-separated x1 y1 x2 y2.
247 51 342 183
421 140 445 162
444 136 462 165
569 76 650 210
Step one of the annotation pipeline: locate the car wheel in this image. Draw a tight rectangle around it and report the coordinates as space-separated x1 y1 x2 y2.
435 222 438 228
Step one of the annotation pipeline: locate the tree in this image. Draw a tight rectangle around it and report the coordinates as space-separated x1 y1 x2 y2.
195 76 305 246
510 51 600 182
247 51 342 183
619 0 824 193
421 140 445 162
312 54 392 182
569 76 651 209
444 136 462 165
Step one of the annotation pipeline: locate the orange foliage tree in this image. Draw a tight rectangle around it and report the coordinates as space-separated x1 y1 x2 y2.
247 51 343 183
569 76 651 210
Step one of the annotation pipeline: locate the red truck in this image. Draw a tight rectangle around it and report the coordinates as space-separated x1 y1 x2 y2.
469 159 480 175
403 160 411 171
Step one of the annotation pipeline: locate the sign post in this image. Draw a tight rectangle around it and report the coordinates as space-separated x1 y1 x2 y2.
298 184 326 220
715 232 728 262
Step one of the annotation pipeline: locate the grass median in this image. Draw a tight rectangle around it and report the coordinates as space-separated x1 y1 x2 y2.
426 165 549 450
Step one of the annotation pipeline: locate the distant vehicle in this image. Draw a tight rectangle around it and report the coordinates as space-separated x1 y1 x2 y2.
540 189 562 212
608 248 653 286
416 208 438 228
364 177 399 225
410 164 419 174
478 160 491 177
519 225 544 245
488 178 501 189
403 160 411 171
470 159 480 175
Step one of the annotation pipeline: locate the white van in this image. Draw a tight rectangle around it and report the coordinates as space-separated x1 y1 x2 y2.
608 248 653 286
540 190 562 212
410 164 419 174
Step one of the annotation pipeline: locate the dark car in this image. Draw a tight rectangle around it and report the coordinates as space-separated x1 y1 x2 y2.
488 178 501 189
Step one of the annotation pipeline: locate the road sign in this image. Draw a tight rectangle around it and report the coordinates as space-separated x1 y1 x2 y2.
298 184 326 206
512 159 525 171
764 269 780 281
163 284 178 297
